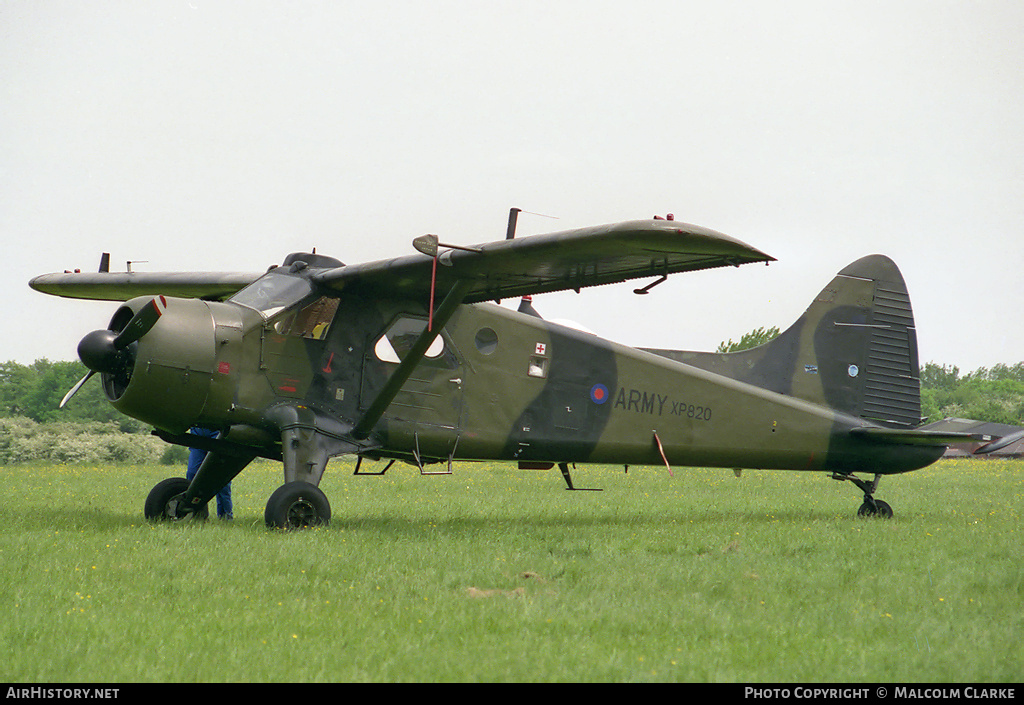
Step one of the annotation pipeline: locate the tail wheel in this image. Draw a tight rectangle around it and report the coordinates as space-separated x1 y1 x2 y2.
144 477 209 521
265 481 331 529
832 472 895 519
857 499 894 519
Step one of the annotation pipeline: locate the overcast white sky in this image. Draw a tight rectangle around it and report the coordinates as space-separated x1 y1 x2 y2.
3 1 1022 372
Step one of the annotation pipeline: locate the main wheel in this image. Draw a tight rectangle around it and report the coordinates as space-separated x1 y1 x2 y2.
265 481 331 529
857 498 894 519
144 477 209 521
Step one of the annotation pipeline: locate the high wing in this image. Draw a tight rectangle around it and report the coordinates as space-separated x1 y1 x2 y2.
28 271 263 302
29 220 773 303
314 219 774 302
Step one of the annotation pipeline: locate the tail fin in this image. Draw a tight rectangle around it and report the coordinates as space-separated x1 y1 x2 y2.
644 255 923 428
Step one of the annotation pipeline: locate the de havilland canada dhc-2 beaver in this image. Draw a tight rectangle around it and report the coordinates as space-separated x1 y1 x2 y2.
30 210 1016 528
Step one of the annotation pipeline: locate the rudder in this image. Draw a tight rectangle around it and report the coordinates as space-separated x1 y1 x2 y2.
809 255 921 427
643 255 922 428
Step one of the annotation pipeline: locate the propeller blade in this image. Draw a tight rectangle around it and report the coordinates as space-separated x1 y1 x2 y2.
59 371 95 409
113 296 166 349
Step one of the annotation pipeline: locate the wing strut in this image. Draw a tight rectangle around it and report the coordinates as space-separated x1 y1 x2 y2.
351 279 473 440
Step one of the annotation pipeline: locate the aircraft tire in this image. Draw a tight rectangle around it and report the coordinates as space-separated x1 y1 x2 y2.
857 499 894 519
144 477 209 521
265 481 331 529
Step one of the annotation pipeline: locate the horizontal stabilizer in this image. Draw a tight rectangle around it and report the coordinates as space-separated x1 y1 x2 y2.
974 429 1024 455
850 426 994 446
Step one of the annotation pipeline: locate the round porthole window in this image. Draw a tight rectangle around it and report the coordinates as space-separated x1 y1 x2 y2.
474 327 498 355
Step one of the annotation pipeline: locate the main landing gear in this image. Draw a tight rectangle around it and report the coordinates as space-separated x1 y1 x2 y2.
144 412 340 529
831 472 894 519
264 481 331 529
144 477 209 522
144 477 332 528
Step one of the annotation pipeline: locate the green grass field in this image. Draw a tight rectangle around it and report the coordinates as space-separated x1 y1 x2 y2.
1 458 1021 683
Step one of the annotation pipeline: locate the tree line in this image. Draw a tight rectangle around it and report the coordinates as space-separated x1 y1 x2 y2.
0 360 177 465
919 362 1024 427
0 359 143 429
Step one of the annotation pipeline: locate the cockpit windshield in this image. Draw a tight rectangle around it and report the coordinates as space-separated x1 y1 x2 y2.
229 270 314 318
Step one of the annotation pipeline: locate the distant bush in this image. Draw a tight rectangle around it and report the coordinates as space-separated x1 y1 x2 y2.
160 444 191 466
0 417 167 465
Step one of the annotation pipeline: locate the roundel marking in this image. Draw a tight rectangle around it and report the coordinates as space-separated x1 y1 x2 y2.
590 383 609 404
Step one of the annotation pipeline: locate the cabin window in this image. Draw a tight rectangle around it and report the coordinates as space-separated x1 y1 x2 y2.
474 327 498 355
373 316 449 365
527 356 548 378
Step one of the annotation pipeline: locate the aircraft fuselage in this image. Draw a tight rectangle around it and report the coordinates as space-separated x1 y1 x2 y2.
107 283 941 478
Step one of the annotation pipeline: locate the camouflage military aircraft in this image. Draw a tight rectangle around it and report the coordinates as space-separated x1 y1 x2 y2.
30 214 1005 528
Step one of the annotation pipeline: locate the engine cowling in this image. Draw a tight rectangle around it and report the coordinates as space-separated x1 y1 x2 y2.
94 296 218 433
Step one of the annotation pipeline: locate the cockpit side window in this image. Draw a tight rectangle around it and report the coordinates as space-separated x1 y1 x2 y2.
229 271 313 318
274 296 339 340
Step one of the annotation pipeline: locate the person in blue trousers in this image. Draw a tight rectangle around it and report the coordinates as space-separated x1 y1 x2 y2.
186 427 233 519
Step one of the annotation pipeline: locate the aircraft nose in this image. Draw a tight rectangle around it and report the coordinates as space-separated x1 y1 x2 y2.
78 329 128 375
96 296 218 433
78 295 165 372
